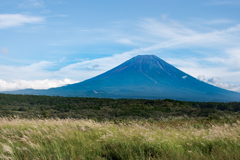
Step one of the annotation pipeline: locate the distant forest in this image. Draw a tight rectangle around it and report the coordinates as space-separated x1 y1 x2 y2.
0 93 239 120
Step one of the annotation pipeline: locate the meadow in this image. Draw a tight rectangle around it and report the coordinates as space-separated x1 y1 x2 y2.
0 94 240 159
0 116 239 160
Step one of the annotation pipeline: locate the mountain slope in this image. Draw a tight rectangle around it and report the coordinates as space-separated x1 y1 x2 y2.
5 55 240 102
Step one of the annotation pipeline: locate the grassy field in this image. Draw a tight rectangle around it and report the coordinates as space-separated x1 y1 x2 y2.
0 116 239 160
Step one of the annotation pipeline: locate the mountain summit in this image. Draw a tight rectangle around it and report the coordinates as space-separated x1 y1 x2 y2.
5 55 240 102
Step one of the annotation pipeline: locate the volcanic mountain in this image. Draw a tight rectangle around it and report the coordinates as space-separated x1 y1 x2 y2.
6 55 240 102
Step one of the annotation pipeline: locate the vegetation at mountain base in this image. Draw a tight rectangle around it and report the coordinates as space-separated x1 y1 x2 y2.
0 93 239 120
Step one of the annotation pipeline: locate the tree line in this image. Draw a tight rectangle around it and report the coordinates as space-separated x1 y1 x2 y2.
0 93 239 120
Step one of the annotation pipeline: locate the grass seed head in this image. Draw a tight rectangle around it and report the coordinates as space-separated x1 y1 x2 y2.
2 144 13 155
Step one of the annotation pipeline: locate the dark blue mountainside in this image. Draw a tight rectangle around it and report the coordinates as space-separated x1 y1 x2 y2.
5 55 240 102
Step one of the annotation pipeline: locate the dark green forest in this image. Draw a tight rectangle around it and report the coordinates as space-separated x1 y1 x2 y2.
0 93 239 120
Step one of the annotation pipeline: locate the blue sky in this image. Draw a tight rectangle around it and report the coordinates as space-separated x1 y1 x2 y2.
0 0 240 92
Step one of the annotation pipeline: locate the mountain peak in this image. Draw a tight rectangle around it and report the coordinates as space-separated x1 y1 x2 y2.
134 55 157 59
132 55 161 61
124 54 176 75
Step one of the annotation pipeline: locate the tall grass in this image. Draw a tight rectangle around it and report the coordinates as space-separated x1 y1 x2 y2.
0 117 239 160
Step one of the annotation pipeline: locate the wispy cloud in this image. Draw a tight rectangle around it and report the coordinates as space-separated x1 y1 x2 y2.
139 18 196 39
0 61 54 81
139 18 240 50
0 14 44 29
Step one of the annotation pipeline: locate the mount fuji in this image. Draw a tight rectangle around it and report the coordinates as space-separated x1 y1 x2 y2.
4 55 240 102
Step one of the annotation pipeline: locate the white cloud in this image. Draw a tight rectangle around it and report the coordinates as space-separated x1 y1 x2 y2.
0 61 55 81
0 14 44 29
0 78 77 91
198 75 240 92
